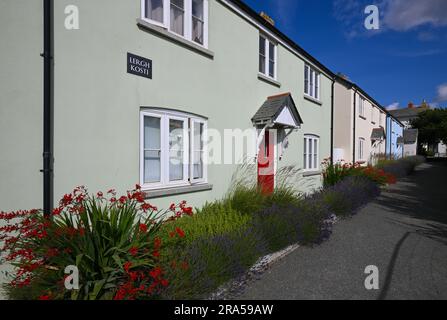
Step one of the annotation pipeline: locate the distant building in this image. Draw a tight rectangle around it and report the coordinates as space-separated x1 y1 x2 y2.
389 101 446 157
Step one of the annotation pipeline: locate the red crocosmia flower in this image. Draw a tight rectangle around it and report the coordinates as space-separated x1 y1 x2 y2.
110 197 117 203
119 196 127 204
169 231 176 238
129 272 139 282
176 227 185 238
123 261 132 273
139 223 148 233
38 295 51 300
169 203 176 211
97 191 103 198
78 228 85 236
52 207 62 216
61 194 73 206
161 279 169 287
154 237 162 249
152 251 160 258
129 247 138 257
149 267 162 279
182 207 193 216
135 184 141 190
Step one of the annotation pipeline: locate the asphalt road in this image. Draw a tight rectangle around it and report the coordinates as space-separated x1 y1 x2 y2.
235 161 447 300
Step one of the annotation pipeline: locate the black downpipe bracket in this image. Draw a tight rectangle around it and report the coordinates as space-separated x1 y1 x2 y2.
352 89 357 163
42 0 53 217
330 79 335 165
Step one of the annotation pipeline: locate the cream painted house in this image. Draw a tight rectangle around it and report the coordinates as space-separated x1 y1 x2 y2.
333 75 389 165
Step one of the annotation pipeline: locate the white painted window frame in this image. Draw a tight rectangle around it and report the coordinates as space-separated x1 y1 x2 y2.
190 118 208 185
141 0 209 48
358 137 365 161
140 109 207 191
303 134 320 171
358 96 365 118
304 64 320 100
259 34 277 80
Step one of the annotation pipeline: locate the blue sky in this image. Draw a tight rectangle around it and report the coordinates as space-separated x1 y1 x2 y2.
243 0 447 110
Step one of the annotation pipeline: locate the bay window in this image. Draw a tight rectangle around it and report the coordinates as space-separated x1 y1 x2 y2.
304 64 320 100
140 110 207 189
259 35 277 79
303 135 319 171
142 0 208 47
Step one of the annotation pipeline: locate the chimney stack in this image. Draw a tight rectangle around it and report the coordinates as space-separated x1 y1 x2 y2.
408 102 414 109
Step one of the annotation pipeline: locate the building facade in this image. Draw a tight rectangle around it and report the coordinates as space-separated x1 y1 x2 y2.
333 76 388 165
0 0 336 214
386 115 404 159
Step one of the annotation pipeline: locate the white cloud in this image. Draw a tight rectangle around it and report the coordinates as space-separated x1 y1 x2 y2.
333 0 447 38
384 0 447 31
387 102 400 110
437 83 447 102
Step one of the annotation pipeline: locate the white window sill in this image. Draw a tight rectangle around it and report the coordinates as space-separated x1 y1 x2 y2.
302 170 322 177
258 73 281 87
137 18 214 59
143 183 213 199
304 94 322 105
359 115 367 120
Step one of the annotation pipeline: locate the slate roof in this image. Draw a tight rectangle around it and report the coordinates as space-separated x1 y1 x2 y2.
371 127 386 140
389 107 428 120
251 93 303 126
403 129 419 144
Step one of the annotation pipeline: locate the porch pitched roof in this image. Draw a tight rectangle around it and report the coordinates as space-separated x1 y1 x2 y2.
371 127 386 141
251 93 303 128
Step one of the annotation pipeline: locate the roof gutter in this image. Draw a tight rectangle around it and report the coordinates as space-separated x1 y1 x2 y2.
41 0 53 217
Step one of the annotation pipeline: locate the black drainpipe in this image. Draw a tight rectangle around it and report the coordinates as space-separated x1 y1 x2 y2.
352 88 358 163
41 0 53 217
330 78 335 165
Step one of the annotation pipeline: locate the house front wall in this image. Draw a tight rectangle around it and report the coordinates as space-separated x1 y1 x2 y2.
333 82 353 163
0 0 332 214
386 117 404 159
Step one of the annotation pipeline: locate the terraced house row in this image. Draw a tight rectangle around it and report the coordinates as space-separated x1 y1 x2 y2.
0 0 405 214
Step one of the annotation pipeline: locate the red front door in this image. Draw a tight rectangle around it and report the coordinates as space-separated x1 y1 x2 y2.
258 130 275 194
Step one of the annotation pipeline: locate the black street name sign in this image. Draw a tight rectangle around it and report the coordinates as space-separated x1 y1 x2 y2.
127 52 152 79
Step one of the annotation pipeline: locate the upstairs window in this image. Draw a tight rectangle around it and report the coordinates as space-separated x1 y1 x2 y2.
304 65 320 100
142 0 208 47
259 35 277 79
192 0 205 45
358 95 365 118
145 0 164 24
170 0 185 36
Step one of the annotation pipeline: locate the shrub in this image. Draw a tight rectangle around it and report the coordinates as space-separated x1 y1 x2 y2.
0 186 193 300
322 159 396 187
321 176 381 217
380 156 425 178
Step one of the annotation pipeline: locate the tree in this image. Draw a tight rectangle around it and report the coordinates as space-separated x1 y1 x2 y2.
411 109 447 148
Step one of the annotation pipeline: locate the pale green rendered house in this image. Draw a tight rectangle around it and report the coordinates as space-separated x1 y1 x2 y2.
0 0 335 214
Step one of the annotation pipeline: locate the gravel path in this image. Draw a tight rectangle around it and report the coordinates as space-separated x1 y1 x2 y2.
234 161 447 300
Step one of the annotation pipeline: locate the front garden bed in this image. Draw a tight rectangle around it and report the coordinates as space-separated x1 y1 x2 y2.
0 156 425 300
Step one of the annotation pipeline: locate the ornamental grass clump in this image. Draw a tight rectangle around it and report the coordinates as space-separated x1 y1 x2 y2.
0 185 193 300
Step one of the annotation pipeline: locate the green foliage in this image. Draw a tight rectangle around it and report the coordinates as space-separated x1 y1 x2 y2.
411 108 447 146
2 187 171 300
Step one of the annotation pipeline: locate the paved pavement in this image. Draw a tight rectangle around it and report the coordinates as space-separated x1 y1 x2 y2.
235 161 447 300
